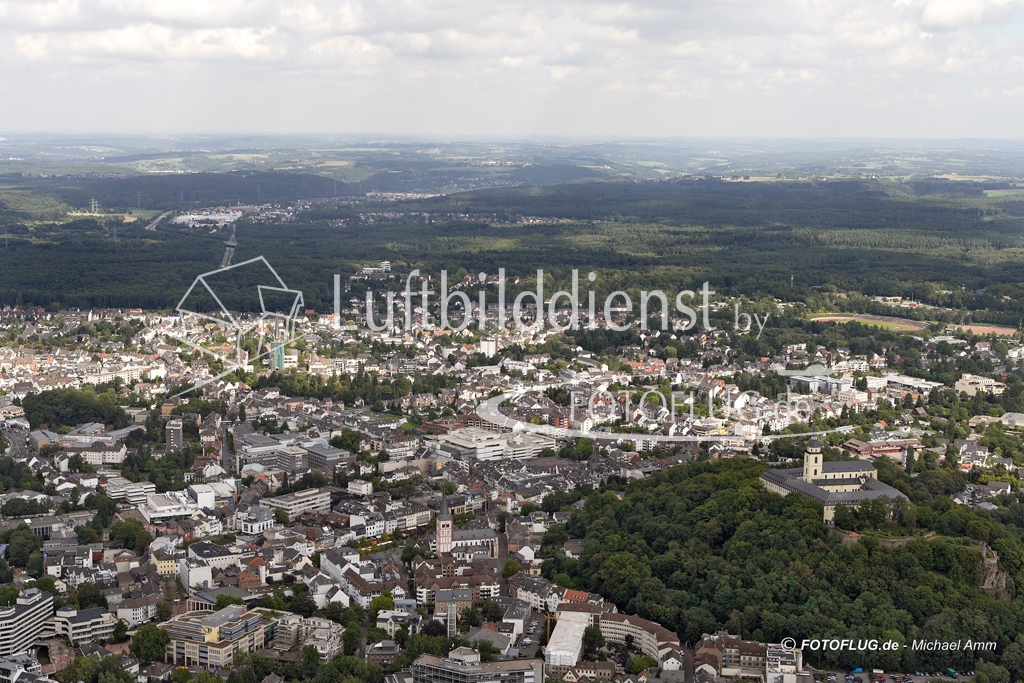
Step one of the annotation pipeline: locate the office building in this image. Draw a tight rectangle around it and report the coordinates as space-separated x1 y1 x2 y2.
0 655 43 683
162 605 273 669
306 443 350 472
258 487 331 517
269 341 285 371
437 428 508 461
272 446 308 474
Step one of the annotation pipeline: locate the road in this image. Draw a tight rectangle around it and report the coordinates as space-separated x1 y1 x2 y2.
144 210 174 231
166 576 188 615
221 422 235 474
3 428 28 458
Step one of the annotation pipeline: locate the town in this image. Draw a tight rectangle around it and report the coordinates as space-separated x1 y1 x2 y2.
0 255 1019 683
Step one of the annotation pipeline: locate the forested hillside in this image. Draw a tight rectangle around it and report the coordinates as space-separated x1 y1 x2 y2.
545 460 1024 676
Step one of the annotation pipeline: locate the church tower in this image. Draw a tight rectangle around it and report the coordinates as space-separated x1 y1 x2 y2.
803 436 822 483
436 493 453 555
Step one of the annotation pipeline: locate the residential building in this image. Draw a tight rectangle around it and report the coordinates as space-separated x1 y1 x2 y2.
53 606 117 645
151 550 178 577
366 639 401 666
695 631 773 679
166 420 184 452
0 589 53 656
348 480 373 496
434 589 473 619
117 595 162 626
237 506 275 535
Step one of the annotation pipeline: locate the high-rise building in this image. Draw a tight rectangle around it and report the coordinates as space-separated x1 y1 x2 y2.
479 337 497 357
269 340 285 370
166 419 184 452
0 588 53 656
435 494 452 555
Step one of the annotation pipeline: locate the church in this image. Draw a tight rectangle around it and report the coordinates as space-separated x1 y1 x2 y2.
760 436 908 522
434 495 499 559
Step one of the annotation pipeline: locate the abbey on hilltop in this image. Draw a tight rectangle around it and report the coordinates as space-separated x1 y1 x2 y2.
760 436 908 522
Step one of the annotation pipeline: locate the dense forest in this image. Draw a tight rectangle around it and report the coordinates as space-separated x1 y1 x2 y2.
3 176 1024 319
21 387 130 430
542 459 1024 678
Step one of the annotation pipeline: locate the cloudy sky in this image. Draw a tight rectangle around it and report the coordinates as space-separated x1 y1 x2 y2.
1 0 1023 138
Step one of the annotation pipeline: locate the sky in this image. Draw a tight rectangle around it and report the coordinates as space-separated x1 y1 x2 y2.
1 0 1023 138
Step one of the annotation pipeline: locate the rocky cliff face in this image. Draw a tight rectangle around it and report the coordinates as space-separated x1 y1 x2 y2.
980 548 1014 600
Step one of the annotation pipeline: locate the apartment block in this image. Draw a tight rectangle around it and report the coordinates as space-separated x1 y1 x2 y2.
53 606 117 645
0 589 53 656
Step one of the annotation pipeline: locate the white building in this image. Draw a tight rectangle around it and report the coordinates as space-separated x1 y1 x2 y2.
0 589 53 656
177 558 214 594
53 606 117 645
545 611 589 671
258 488 331 517
188 484 216 509
236 506 275 535
437 428 508 461
65 441 128 467
348 480 373 496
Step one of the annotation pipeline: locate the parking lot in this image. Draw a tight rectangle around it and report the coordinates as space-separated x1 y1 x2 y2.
813 670 976 683
517 615 541 657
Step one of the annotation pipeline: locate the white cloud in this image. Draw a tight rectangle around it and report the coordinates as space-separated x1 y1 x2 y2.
920 0 1021 29
0 0 1021 136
